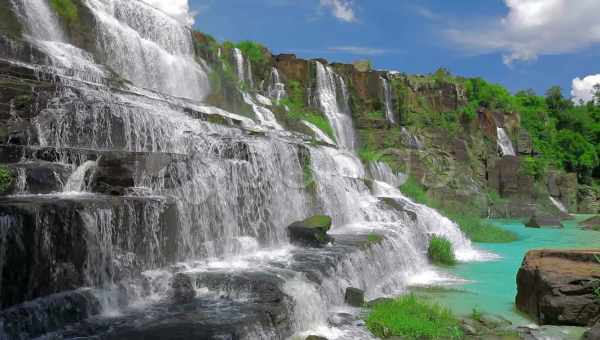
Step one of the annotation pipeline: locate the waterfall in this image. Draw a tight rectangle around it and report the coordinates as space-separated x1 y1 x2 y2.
83 0 210 100
380 76 396 124
497 127 516 156
63 161 98 192
242 92 283 129
233 48 254 87
302 120 335 145
315 62 357 151
9 0 65 42
550 196 569 214
368 161 406 187
268 67 286 102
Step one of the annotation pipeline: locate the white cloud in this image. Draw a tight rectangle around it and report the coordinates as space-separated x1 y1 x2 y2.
140 0 194 25
572 74 600 103
446 0 600 64
320 0 356 22
328 46 387 56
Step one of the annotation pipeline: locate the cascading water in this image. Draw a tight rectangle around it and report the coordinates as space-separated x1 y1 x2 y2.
315 62 357 151
84 0 210 100
368 161 406 187
302 120 335 145
550 196 569 214
268 67 286 102
497 127 516 156
233 47 254 87
0 1 495 339
380 75 397 124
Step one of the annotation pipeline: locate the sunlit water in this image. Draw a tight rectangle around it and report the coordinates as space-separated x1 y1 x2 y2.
414 215 600 325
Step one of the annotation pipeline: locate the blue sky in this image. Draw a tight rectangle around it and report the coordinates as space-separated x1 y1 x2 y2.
190 0 600 101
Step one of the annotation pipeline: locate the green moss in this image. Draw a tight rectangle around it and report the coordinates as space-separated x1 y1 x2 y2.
367 233 383 244
0 165 13 194
428 236 456 266
365 294 463 339
303 215 332 231
49 0 78 23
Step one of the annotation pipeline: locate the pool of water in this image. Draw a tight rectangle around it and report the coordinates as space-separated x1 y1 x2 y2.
413 215 600 325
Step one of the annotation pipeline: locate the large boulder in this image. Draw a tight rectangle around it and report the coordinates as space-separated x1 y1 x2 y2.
525 213 564 229
515 250 600 326
287 215 332 247
170 273 196 305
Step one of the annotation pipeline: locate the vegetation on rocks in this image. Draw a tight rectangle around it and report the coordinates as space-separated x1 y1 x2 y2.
50 0 79 23
428 236 456 266
365 294 463 339
235 40 267 64
400 177 518 243
0 165 12 194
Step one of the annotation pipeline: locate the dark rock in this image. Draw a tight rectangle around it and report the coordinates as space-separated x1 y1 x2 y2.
516 249 600 326
170 273 196 304
306 336 328 340
344 287 365 307
367 297 394 308
287 215 332 247
525 213 564 228
578 186 600 214
518 128 533 155
583 323 600 340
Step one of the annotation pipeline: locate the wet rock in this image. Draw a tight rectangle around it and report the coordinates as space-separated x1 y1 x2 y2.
516 249 600 326
525 213 564 228
170 273 196 305
306 336 328 340
344 287 365 307
287 215 332 247
583 323 600 340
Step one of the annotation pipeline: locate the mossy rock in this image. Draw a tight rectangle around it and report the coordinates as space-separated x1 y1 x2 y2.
206 114 230 126
287 215 332 247
0 165 13 194
0 0 23 39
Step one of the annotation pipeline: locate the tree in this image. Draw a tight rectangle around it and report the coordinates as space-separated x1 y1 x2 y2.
545 86 571 113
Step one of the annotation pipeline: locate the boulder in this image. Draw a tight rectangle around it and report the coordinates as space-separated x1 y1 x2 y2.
581 215 600 231
344 287 365 307
583 323 600 340
305 336 328 340
525 213 564 229
515 250 600 326
170 273 196 305
287 215 332 247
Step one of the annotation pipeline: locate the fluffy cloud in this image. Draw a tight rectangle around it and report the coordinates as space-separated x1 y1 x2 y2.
572 74 600 103
141 0 194 25
446 0 600 64
320 0 356 22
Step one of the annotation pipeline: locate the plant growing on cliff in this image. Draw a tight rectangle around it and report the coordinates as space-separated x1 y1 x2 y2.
235 41 266 64
365 294 463 339
428 236 456 266
0 166 12 194
50 0 78 23
280 80 335 140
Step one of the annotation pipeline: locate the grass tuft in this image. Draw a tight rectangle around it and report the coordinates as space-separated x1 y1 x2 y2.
428 236 456 266
366 294 463 339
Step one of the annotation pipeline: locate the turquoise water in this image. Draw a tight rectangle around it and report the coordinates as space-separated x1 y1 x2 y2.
414 215 600 325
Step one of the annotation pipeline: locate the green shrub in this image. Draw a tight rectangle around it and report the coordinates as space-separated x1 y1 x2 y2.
428 236 456 266
0 166 12 193
235 40 266 64
399 177 430 205
49 0 78 23
366 294 463 339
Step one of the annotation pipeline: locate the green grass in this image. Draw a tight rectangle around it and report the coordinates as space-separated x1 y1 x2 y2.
0 165 12 194
49 0 78 23
235 40 266 64
365 294 463 339
428 236 456 266
400 177 518 243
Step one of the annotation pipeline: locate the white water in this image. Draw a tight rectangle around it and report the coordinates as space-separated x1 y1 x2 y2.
550 196 569 214
380 76 396 124
84 0 210 100
302 120 335 145
233 48 254 87
63 161 98 192
497 127 516 156
315 62 357 151
368 161 406 187
268 67 286 103
242 92 283 130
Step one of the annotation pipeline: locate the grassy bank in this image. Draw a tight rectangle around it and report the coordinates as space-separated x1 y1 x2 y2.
400 177 518 243
366 294 463 339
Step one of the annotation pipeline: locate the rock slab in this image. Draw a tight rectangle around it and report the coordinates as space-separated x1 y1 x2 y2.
515 249 600 326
